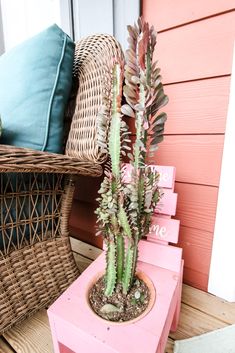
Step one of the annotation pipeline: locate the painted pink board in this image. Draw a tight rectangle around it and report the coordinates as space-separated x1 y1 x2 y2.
48 245 181 353
147 216 180 244
156 12 235 84
149 165 176 189
143 0 235 32
163 77 230 135
153 135 224 187
171 260 184 332
138 240 182 273
122 163 176 189
175 182 218 233
155 189 178 216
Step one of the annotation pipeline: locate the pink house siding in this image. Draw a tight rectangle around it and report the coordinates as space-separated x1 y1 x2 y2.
69 2 235 291
143 1 235 290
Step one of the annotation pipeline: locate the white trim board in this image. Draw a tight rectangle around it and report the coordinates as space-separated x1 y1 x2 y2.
0 1 5 54
208 42 235 302
113 0 140 51
72 0 113 41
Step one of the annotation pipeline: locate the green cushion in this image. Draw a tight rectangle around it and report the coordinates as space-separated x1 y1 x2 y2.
0 24 74 153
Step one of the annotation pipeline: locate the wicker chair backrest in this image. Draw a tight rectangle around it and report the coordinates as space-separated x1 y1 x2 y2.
65 34 123 164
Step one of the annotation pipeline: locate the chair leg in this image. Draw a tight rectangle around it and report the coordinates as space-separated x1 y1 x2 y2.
170 260 184 332
48 315 61 353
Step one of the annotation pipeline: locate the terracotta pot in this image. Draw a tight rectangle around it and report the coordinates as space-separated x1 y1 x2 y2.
86 271 156 325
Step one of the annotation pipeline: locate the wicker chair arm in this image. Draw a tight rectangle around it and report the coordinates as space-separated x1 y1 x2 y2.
0 145 102 177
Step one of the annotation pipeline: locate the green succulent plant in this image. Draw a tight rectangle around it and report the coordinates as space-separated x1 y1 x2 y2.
95 18 168 296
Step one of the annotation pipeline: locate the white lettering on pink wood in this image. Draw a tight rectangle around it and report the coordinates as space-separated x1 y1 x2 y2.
147 216 180 244
150 224 168 239
122 163 176 189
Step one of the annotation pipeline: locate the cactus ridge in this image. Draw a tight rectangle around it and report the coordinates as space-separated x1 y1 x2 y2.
122 243 135 294
105 241 117 296
116 234 124 283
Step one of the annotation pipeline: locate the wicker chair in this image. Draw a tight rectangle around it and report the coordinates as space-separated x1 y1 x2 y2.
0 34 123 333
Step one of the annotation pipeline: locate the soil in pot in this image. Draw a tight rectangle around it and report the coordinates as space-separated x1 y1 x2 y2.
88 275 150 322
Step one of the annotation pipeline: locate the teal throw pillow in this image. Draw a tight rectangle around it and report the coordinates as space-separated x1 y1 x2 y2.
0 24 75 153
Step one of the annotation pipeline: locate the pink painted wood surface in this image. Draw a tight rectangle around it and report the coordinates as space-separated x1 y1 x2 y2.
138 240 182 273
48 246 181 353
178 226 213 290
156 189 178 216
175 183 218 232
151 135 224 186
164 77 230 134
147 216 180 244
171 260 184 332
156 12 235 83
48 314 61 353
183 267 208 292
143 0 235 31
59 343 74 353
122 163 176 189
149 165 176 189
178 226 212 275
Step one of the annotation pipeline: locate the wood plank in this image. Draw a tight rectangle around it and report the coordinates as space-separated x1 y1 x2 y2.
147 216 180 244
123 163 176 189
73 252 93 273
152 135 224 186
175 182 218 232
0 337 15 353
182 284 235 325
3 310 53 353
178 226 213 278
156 189 178 216
143 0 235 31
183 267 208 292
169 303 227 340
69 200 103 248
164 76 230 134
70 237 102 260
156 12 235 83
165 338 174 353
70 225 103 248
70 200 97 233
74 175 102 203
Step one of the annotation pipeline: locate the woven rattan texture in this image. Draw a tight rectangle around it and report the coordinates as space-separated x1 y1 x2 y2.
0 173 64 256
0 145 102 176
0 237 78 333
0 34 122 333
66 34 124 163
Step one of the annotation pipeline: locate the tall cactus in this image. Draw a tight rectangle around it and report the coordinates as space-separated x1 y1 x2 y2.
95 18 168 297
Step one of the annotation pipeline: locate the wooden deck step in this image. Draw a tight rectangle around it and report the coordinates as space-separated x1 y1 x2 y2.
0 337 14 353
1 237 235 353
2 310 53 353
70 237 102 260
182 283 235 324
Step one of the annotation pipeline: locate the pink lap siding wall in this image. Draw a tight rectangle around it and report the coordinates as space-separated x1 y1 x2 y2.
143 0 235 290
69 2 235 292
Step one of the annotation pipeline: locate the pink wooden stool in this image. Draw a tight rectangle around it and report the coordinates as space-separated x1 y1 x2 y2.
48 165 183 353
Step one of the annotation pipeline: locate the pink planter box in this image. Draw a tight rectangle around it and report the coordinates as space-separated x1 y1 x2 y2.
48 240 183 353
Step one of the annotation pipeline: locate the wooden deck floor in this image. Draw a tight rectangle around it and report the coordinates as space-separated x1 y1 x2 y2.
1 237 235 353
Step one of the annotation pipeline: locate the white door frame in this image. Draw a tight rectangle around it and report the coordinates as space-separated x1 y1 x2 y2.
208 42 235 302
0 1 5 54
72 0 140 49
